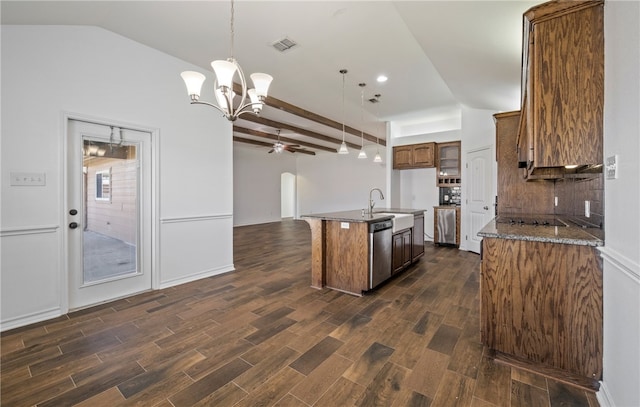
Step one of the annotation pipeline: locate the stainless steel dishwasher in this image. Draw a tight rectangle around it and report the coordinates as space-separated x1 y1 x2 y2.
369 220 393 289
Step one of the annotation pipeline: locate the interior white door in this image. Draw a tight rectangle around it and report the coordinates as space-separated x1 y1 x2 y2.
466 147 494 254
67 120 152 309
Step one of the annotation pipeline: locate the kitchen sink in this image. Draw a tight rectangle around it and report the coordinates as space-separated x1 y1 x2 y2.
375 213 414 233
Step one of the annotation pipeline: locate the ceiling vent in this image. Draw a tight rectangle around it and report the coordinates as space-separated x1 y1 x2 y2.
272 37 298 53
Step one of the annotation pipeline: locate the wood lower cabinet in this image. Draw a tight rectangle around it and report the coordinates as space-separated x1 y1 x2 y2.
393 142 435 169
412 213 425 261
392 229 412 274
481 237 602 388
325 221 369 295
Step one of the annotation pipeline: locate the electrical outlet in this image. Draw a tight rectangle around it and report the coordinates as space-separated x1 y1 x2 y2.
585 200 591 218
606 155 618 179
10 172 46 186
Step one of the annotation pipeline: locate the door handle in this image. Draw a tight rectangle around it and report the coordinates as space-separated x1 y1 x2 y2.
69 222 79 229
483 206 489 210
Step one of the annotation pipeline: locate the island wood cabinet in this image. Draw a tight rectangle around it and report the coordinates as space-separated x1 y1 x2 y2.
481 237 603 389
518 0 603 178
392 229 412 274
304 210 425 296
392 213 424 274
412 212 425 261
393 143 435 169
436 141 461 186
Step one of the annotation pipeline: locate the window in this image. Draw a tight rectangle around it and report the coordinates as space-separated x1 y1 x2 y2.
96 169 111 201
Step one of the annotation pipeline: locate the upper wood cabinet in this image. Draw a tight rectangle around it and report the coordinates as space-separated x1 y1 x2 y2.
392 142 435 169
495 111 554 214
518 0 604 178
436 141 461 186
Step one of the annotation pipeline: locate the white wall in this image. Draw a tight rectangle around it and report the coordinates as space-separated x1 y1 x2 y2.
459 106 498 251
393 129 462 240
233 144 297 226
297 146 387 215
1 26 233 330
390 107 496 248
599 2 640 406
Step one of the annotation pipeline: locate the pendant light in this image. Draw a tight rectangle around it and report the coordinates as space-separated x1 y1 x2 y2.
373 93 383 163
180 0 273 122
357 83 367 159
337 69 349 154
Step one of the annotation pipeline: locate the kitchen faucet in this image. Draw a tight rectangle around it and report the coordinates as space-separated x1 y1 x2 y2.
369 188 384 214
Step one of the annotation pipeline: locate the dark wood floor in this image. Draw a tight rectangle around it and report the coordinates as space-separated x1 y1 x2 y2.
1 219 599 406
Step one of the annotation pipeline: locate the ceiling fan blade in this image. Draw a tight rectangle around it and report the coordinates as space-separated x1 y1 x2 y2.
268 149 274 153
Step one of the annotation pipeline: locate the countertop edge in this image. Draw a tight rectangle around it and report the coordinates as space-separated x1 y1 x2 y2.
302 208 426 223
478 218 604 247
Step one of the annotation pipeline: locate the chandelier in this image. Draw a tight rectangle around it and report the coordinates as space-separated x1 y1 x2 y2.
180 0 273 122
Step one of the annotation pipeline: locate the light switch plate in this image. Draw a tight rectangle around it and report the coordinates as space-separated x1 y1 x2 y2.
606 155 618 179
10 172 46 186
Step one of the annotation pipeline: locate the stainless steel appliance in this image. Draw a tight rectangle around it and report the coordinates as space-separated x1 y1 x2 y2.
369 220 392 289
436 208 457 245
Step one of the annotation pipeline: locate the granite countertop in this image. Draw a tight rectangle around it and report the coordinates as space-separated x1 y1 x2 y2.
478 217 604 247
302 208 426 223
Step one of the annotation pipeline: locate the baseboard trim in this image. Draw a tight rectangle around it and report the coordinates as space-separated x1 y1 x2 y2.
596 381 614 407
158 264 235 289
0 307 62 333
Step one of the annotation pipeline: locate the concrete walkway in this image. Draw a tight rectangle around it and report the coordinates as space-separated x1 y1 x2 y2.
83 230 136 282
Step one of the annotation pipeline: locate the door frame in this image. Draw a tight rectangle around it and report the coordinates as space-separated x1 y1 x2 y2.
61 112 160 313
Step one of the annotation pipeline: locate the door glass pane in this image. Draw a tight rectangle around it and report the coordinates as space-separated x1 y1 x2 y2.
82 139 138 283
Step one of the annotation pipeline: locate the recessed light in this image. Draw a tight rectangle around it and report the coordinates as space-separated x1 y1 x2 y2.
377 75 388 83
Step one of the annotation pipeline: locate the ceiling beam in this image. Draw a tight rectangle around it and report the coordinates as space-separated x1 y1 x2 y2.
233 126 337 153
264 95 386 146
233 136 316 155
238 114 363 151
232 82 386 147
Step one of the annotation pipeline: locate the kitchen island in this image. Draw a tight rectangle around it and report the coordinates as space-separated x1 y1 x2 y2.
302 209 425 296
478 216 603 390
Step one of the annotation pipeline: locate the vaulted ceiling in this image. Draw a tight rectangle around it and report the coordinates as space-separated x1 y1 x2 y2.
2 0 539 154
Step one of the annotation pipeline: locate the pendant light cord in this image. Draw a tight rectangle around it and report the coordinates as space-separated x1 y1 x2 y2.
230 0 235 59
342 72 346 143
360 85 365 147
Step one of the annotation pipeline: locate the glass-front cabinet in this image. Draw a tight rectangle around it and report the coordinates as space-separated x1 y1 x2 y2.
436 141 461 186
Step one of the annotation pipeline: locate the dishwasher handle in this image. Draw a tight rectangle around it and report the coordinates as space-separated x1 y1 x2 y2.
369 220 393 233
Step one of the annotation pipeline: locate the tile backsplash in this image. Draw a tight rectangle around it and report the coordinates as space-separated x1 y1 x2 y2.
554 173 604 228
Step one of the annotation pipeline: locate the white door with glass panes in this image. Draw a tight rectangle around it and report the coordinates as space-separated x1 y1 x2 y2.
67 119 152 309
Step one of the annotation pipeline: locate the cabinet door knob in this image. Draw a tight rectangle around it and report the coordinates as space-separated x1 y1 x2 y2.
69 222 79 229
483 206 489 210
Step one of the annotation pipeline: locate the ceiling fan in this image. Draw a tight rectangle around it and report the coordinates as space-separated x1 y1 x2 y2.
268 130 300 154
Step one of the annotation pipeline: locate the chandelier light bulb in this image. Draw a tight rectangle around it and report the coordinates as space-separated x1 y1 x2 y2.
180 0 272 122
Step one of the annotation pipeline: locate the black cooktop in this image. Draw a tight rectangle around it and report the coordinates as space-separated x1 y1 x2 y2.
495 215 566 227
